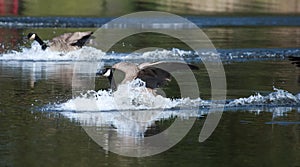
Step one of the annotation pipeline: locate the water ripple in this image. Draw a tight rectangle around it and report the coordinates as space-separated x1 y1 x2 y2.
0 42 299 63
1 16 300 28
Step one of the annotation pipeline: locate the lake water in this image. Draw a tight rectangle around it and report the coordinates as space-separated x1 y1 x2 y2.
1 1 300 167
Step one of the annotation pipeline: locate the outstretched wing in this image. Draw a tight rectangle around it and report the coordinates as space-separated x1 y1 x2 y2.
53 31 93 47
137 61 199 89
137 67 171 89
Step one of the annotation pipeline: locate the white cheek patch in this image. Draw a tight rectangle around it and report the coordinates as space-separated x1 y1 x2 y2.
29 34 36 40
103 69 111 77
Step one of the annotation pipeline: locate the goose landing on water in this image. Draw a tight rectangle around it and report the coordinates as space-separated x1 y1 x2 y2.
96 61 199 93
27 31 93 52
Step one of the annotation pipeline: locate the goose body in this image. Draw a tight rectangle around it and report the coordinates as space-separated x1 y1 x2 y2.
27 31 93 52
97 61 199 91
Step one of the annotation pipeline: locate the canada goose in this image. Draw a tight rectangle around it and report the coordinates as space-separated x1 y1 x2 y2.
27 31 93 52
96 61 199 91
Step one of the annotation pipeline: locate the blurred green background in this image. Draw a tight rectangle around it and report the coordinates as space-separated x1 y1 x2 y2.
1 0 300 17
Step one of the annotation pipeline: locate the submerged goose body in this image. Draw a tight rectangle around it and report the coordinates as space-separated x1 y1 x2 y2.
97 61 199 91
27 31 93 52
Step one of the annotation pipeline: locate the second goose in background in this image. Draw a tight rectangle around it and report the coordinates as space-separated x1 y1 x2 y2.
27 31 93 52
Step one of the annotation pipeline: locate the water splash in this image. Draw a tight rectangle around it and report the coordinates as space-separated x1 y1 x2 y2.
228 87 300 106
56 79 199 111
0 41 106 61
1 42 299 62
52 77 300 113
51 86 300 138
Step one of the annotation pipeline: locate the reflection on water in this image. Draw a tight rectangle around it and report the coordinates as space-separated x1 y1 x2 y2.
0 4 300 164
206 27 300 49
62 109 198 156
0 59 300 165
1 107 299 167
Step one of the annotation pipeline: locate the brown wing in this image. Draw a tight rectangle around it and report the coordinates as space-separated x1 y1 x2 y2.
52 31 93 47
138 61 199 71
137 61 199 89
137 67 171 89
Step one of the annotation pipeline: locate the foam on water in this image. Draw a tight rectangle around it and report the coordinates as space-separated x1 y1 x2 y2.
55 84 300 113
1 42 299 63
108 47 299 62
0 41 106 61
0 42 187 63
228 87 300 106
53 79 204 137
51 85 300 126
56 79 204 112
52 85 300 137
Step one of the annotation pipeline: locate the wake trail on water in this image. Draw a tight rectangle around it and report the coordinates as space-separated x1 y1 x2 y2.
47 81 300 137
51 80 300 112
1 41 299 63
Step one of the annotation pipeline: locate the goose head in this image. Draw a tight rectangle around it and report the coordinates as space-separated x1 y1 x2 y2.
96 68 113 78
27 32 37 41
27 32 48 50
97 67 119 90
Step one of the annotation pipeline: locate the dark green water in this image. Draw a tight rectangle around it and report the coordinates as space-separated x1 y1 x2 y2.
1 0 300 167
1 48 300 167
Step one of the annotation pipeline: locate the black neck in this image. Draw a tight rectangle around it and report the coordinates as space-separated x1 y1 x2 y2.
35 35 48 50
108 72 117 91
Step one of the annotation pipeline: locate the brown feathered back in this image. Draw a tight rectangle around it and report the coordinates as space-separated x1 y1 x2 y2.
48 31 93 52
